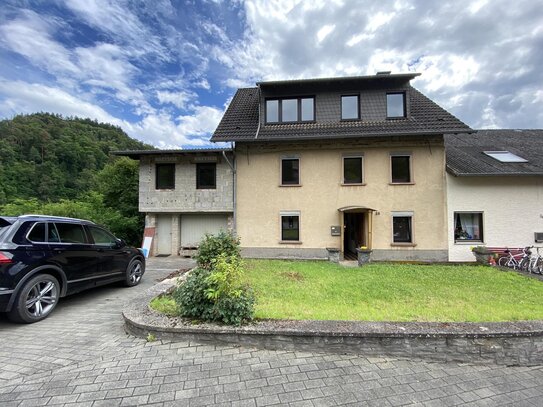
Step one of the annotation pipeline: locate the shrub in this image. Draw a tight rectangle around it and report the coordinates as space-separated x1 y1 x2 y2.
194 230 240 270
173 254 255 326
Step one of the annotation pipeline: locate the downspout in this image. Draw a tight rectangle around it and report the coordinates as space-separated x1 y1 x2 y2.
255 85 261 139
222 146 236 234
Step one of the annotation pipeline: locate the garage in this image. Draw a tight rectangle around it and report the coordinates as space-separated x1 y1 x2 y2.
180 213 230 248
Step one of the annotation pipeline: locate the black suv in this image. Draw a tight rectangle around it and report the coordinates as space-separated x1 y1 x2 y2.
0 215 145 323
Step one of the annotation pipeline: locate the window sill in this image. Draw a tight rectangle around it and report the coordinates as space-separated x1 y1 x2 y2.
340 118 361 122
279 184 302 187
196 187 217 190
389 182 415 185
156 188 175 191
390 243 417 247
386 116 407 120
455 240 483 245
341 182 366 186
279 240 302 245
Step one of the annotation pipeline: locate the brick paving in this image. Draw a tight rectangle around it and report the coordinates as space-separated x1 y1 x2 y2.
1 258 543 406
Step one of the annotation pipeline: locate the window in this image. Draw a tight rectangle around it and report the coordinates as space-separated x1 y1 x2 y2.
265 97 314 123
454 212 483 242
266 99 279 123
391 154 411 183
281 213 300 241
27 223 46 242
387 93 406 118
88 226 117 245
281 158 300 185
483 151 528 163
54 223 87 244
341 95 359 120
343 156 363 184
301 98 314 121
392 213 413 243
282 99 298 122
196 163 216 189
156 163 175 189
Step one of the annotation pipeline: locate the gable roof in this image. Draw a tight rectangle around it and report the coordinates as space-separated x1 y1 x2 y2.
445 130 543 176
211 76 472 143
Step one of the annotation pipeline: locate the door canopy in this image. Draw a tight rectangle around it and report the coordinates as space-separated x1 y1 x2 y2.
338 206 376 213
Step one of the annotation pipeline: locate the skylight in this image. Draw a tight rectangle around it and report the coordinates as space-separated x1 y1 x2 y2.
483 151 528 163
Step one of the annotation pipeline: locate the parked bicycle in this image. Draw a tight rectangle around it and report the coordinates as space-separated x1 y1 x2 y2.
528 247 543 274
498 246 532 270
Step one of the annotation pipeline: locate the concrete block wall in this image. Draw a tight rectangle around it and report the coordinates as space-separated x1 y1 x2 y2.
139 154 234 213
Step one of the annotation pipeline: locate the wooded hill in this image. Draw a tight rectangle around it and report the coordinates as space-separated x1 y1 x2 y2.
0 113 154 245
0 113 152 204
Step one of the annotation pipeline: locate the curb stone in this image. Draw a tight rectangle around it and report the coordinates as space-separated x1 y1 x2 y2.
123 276 543 366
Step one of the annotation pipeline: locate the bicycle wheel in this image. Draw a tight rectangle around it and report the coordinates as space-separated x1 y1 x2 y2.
535 257 543 274
498 256 508 267
519 257 530 272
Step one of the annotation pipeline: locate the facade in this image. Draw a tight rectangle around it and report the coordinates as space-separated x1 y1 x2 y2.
114 149 234 256
212 73 472 261
445 130 543 261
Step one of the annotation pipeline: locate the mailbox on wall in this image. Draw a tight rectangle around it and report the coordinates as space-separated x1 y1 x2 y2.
331 226 341 236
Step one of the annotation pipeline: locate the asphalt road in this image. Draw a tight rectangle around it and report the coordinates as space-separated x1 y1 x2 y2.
1 257 542 406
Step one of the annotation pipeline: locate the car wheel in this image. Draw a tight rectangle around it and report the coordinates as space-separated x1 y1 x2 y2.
125 258 144 287
8 274 60 323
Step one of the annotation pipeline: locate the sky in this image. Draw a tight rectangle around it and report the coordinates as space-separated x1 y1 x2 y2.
0 0 542 148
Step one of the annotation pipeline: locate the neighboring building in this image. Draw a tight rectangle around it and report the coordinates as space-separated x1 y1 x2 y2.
114 148 234 256
211 73 472 261
445 130 543 261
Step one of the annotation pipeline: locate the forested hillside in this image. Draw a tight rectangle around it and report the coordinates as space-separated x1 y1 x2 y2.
0 113 154 245
0 113 151 203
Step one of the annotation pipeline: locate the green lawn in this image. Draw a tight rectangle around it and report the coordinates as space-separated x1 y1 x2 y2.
243 260 543 322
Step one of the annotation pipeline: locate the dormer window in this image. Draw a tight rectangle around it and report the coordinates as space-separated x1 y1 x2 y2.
483 151 528 163
341 95 360 120
387 93 406 118
265 97 314 123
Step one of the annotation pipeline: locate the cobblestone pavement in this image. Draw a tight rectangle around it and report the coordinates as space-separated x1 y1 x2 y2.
1 258 543 406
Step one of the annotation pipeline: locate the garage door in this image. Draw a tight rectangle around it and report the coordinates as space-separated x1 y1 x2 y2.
180 214 229 247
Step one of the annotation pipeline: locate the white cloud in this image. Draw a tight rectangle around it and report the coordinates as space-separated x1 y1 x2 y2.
0 81 118 123
0 10 79 75
316 24 335 43
156 90 197 110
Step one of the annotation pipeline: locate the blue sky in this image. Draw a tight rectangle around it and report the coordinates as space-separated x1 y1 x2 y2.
1 0 542 148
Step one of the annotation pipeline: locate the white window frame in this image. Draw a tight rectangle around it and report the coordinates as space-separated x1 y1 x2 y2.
454 211 484 243
390 152 413 184
280 155 301 186
342 153 364 185
391 211 414 245
279 211 301 243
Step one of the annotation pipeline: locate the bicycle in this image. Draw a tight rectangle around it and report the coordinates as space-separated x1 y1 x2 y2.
498 246 532 270
528 247 543 274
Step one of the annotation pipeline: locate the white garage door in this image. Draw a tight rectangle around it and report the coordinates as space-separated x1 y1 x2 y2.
180 214 229 247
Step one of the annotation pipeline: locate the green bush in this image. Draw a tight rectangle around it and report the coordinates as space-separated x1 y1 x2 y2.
173 237 255 326
194 230 241 270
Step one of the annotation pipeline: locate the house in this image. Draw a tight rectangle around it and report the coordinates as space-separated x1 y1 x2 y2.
211 73 473 261
445 130 543 261
113 148 235 256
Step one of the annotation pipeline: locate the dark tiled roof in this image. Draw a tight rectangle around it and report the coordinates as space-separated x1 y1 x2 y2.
445 130 543 176
112 147 232 159
256 73 420 86
211 87 471 142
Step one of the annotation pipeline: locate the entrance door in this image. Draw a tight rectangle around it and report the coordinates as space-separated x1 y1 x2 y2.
343 212 366 259
156 215 172 255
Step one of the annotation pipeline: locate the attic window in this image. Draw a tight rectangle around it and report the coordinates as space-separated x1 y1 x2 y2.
483 151 528 163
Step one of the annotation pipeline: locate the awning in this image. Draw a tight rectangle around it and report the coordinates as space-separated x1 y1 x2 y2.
338 206 377 213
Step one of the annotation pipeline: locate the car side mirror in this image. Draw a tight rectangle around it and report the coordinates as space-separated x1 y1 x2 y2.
115 238 126 249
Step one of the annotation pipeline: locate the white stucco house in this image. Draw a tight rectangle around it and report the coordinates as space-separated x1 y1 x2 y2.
445 130 543 261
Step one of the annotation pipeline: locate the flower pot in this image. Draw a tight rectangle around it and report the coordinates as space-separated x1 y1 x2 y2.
356 248 372 266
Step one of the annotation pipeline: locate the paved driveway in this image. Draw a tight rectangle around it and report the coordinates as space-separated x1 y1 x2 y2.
1 257 542 406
